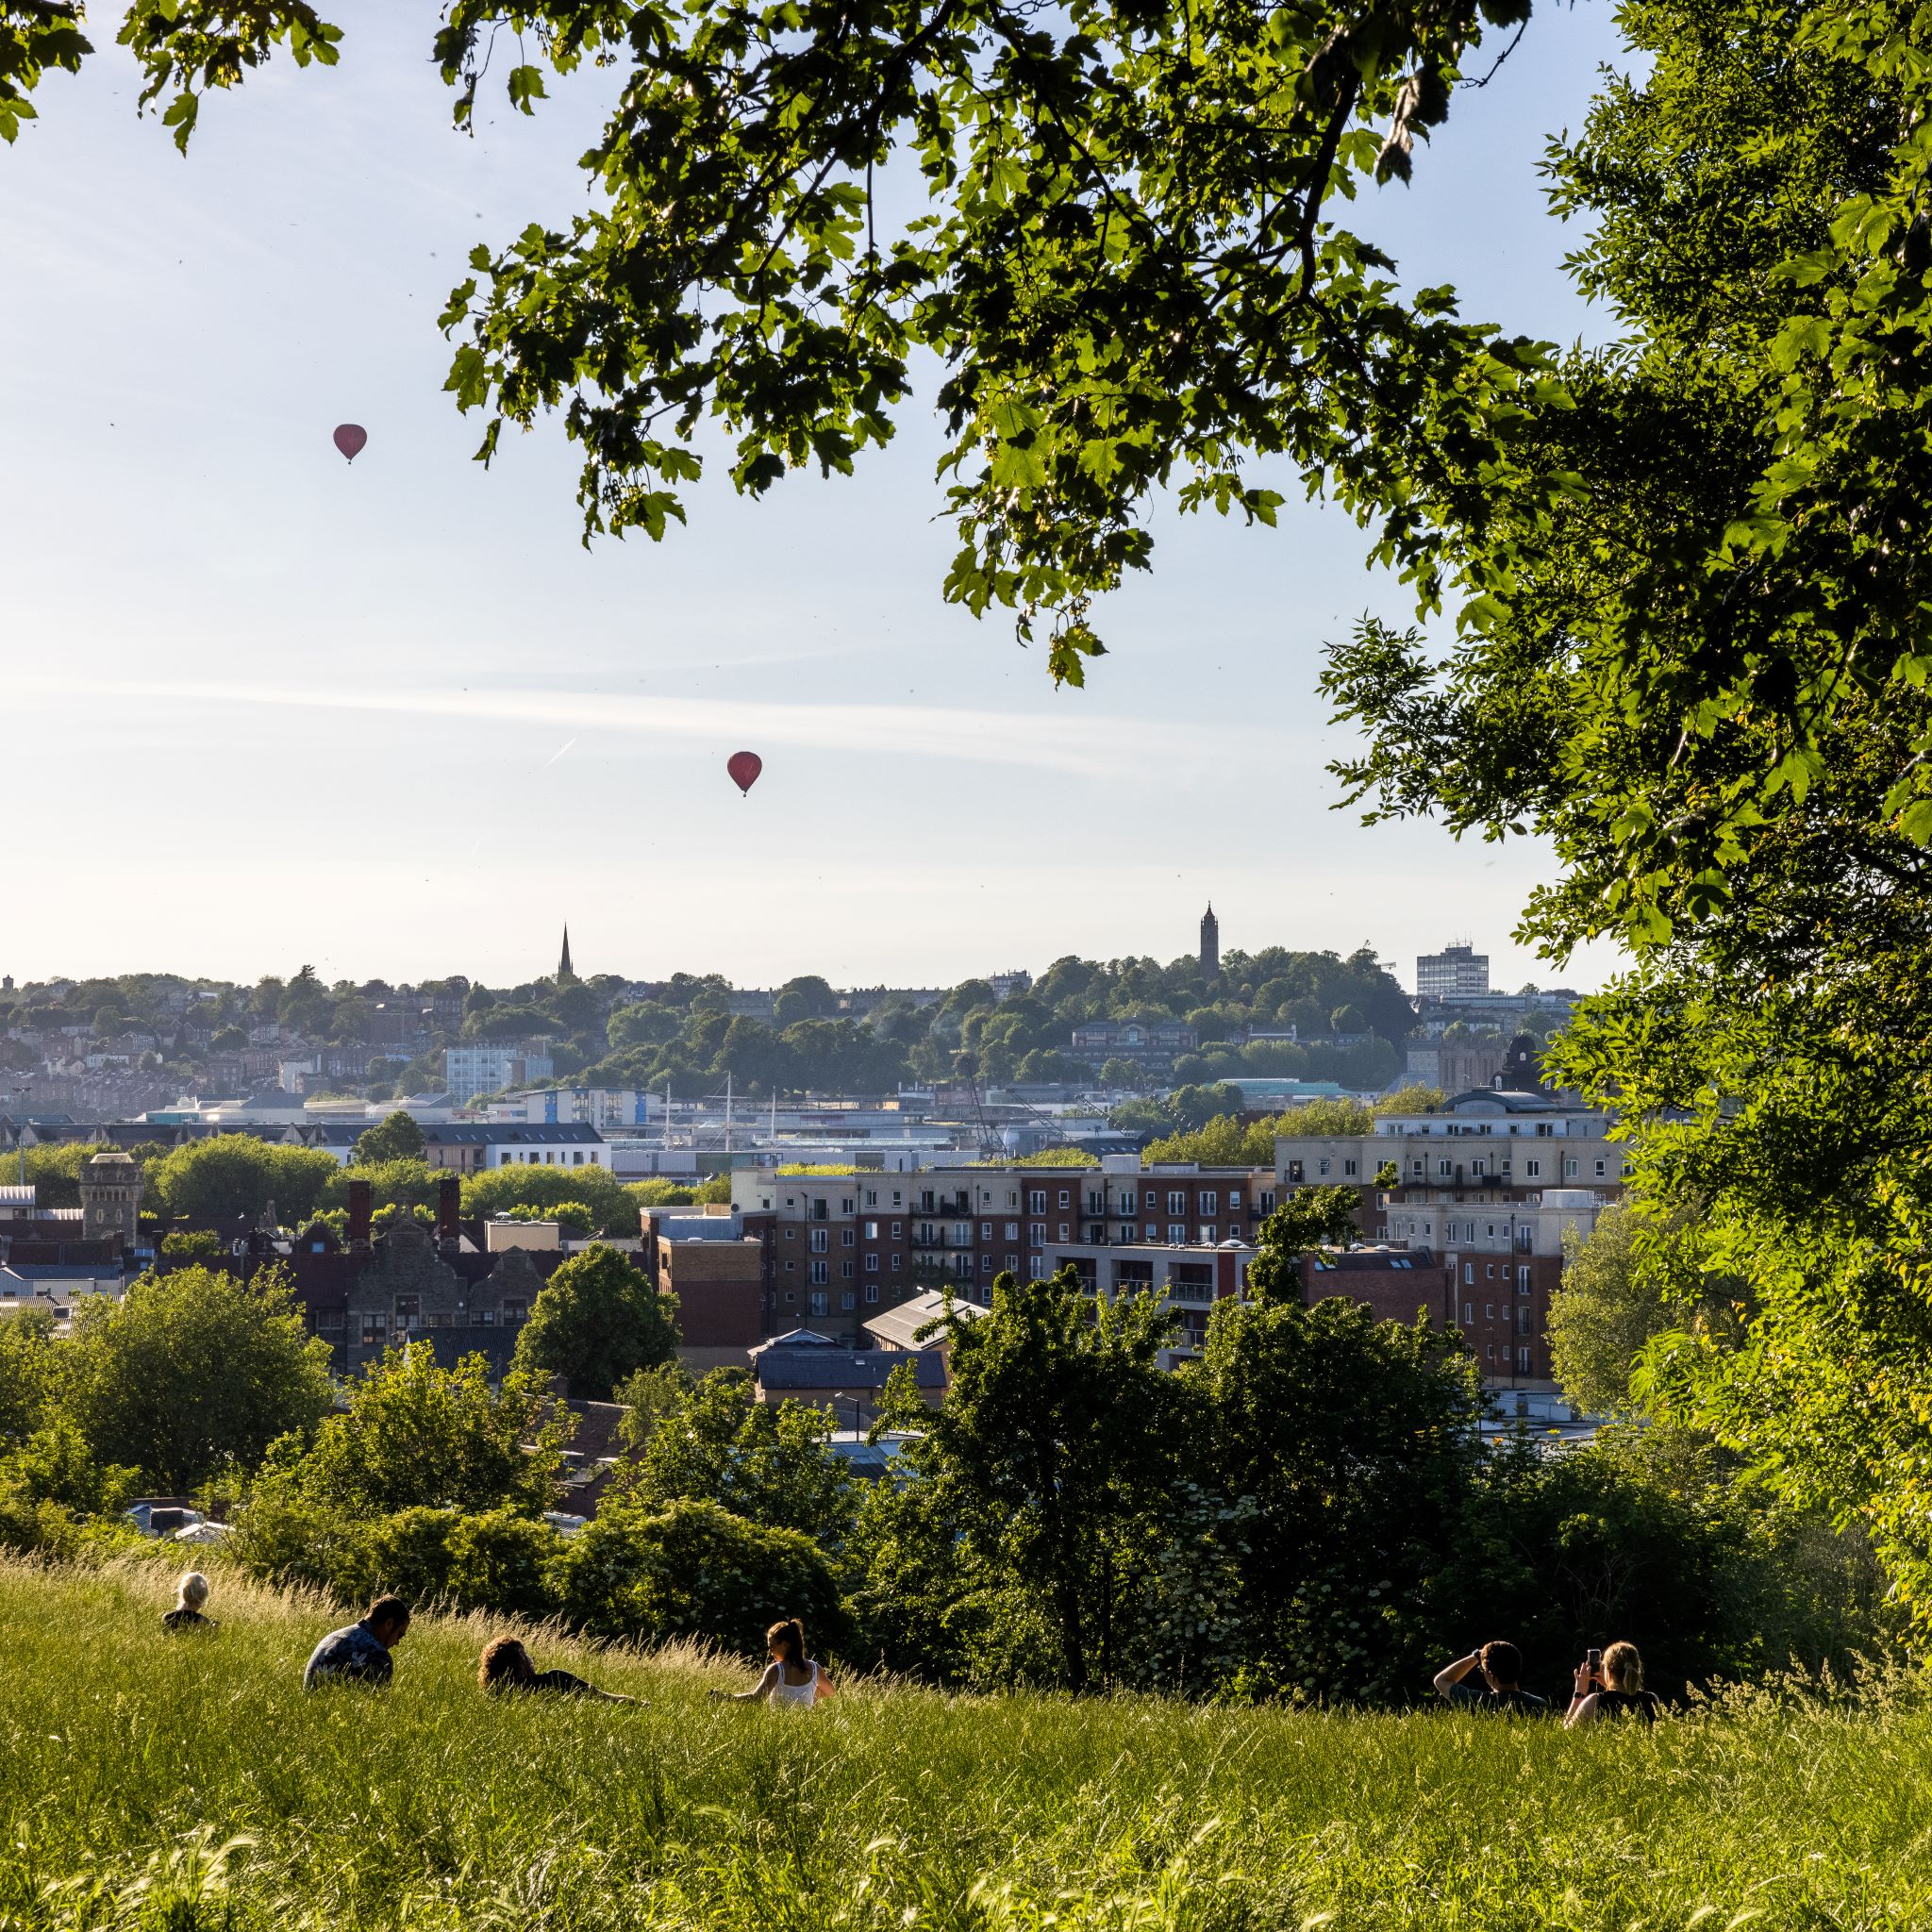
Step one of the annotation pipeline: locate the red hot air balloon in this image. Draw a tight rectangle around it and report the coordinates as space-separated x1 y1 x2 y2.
726 751 762 796
333 424 368 463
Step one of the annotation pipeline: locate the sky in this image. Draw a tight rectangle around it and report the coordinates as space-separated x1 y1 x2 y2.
1 4 1634 996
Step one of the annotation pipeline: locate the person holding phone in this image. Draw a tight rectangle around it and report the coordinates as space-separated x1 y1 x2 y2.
1565 1641 1661 1725
1431 1640 1548 1713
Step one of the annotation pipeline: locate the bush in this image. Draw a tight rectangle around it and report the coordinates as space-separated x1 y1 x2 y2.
158 1230 221 1259
444 1509 564 1620
557 1495 846 1657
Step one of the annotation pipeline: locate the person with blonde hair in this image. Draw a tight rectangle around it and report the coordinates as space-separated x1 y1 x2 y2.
1566 1640 1661 1725
476 1636 638 1703
710 1618 836 1707
162 1571 215 1633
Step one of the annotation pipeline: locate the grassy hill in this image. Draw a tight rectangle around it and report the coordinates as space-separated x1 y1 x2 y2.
0 1558 1926 1932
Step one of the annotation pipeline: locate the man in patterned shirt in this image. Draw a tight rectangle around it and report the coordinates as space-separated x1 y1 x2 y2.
304 1594 411 1689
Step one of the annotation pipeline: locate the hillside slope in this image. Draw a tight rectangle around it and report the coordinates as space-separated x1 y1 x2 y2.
0 1559 1924 1931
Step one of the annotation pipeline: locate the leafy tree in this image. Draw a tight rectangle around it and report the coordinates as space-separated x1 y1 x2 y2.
324 1157 440 1218
883 1269 1183 1690
510 1243 680 1402
620 1370 857 1545
158 1229 220 1258
145 1135 338 1224
1198 1292 1487 1700
283 1341 572 1516
1373 1085 1445 1116
1243 1189 1364 1302
612 1360 694 1451
461 1162 640 1235
62 1265 335 1491
354 1109 426 1165
1305 1 1932 1618
0 1308 59 1447
556 1495 845 1657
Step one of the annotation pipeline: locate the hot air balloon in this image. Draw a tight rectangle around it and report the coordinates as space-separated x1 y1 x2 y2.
726 751 762 796
333 424 368 463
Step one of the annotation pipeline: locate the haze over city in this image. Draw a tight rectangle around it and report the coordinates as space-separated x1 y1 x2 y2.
1 7 1631 991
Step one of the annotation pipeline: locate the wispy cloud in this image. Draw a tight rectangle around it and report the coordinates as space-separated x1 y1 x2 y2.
14 674 1236 778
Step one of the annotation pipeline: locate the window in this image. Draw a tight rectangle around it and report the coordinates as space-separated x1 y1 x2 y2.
1342 1161 1357 1178
1485 1303 1494 1320
891 1221 903 1237
393 1295 419 1325
808 1260 828 1285
1198 1225 1216 1243
1058 1190 1072 1209
1168 1224 1187 1244
1486 1263 1494 1279
841 1291 856 1309
785 1289 797 1304
1259 1191 1274 1211
982 1222 992 1238
1144 1224 1158 1241
502 1299 528 1323
1518 1266 1531 1291
1594 1158 1607 1177
1438 1158 1453 1176
573 1150 584 1165
1463 1263 1474 1285
1028 1191 1047 1214
1410 1158 1424 1176
808 1291 828 1315
841 1228 855 1247
865 1190 877 1208
1229 1190 1244 1208
1202 1191 1219 1212
841 1197 856 1214
864 1220 878 1240
809 1228 829 1253
1058 1222 1070 1241
785 1259 796 1273
1485 1344 1495 1360
1471 1159 1486 1176
1462 1301 1474 1323
784 1226 796 1240
1564 1158 1579 1178
1524 1158 1542 1178
1518 1345 1532 1373
841 1260 854 1279
864 1282 879 1304
1318 1158 1330 1177
470 1307 493 1326
360 1312 387 1346
865 1254 878 1273
891 1255 902 1272
1007 1254 1020 1272
1030 1223 1046 1245
1167 1191 1187 1215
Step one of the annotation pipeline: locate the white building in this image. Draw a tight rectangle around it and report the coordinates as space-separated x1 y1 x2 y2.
444 1042 555 1107
1416 942 1490 1000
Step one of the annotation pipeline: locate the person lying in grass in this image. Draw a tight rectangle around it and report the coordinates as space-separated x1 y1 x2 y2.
476 1637 640 1703
162 1570 216 1633
304 1593 410 1690
710 1618 837 1707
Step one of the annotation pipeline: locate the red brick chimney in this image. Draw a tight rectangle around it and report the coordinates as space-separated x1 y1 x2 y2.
438 1174 461 1251
347 1177 373 1253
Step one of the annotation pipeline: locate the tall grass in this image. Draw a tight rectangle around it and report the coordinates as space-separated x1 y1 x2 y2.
0 1557 1927 1932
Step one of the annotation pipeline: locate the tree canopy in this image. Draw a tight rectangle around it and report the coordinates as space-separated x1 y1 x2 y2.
510 1242 680 1401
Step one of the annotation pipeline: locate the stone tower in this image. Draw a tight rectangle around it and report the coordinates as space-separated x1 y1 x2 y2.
558 924 575 982
1200 903 1220 982
78 1149 142 1247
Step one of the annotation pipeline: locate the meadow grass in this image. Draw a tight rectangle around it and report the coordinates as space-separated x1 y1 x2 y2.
0 1558 1926 1932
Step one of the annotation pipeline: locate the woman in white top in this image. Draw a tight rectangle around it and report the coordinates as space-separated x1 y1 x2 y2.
711 1618 837 1707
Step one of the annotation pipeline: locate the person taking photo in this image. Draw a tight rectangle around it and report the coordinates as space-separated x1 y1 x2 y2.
1432 1641 1548 1713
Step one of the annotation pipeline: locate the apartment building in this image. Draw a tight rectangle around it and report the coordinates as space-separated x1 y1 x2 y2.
1038 1234 1256 1366
419 1123 608 1174
729 1157 1277 1343
443 1041 556 1107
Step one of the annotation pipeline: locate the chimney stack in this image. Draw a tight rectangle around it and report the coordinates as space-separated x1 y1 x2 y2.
348 1178 373 1252
438 1173 461 1251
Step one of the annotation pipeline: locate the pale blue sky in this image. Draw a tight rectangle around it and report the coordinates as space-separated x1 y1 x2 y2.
3 4 1629 993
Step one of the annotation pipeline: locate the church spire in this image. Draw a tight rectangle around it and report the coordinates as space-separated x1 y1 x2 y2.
558 924 575 982
1200 903 1220 981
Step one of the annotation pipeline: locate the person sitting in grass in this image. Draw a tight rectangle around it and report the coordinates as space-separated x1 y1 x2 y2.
1432 1640 1548 1713
710 1618 836 1707
304 1593 410 1690
161 1571 216 1633
477 1636 639 1703
1566 1641 1662 1726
